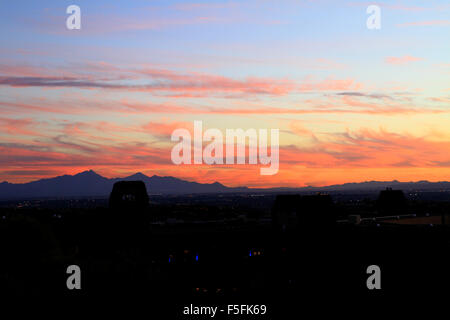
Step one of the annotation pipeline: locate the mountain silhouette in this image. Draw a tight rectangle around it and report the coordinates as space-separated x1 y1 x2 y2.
0 170 450 199
0 170 247 199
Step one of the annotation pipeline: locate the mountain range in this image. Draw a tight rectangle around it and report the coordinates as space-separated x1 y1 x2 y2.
1 170 450 199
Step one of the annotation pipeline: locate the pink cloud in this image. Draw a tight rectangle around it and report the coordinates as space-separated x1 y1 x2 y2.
142 121 193 137
0 117 39 136
299 78 363 91
385 55 423 65
0 61 368 99
347 2 427 12
397 20 450 27
173 2 239 11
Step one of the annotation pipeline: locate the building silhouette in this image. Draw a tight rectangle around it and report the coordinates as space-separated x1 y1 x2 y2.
272 194 335 232
272 194 301 231
376 188 407 215
109 181 149 210
108 180 149 246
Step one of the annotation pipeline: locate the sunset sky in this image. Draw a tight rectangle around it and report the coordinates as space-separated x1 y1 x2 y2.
0 0 449 187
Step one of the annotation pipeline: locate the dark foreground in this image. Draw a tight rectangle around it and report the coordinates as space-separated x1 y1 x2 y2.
1 192 450 316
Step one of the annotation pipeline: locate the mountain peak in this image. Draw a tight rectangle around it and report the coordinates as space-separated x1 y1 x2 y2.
75 170 101 177
126 172 149 179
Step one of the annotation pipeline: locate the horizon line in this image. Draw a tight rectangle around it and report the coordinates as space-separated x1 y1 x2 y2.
2 169 449 190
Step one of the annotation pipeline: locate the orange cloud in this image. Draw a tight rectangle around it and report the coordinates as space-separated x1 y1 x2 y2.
2 124 450 186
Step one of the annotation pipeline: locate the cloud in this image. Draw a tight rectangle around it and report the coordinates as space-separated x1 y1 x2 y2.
0 142 51 153
0 170 61 177
142 121 193 138
347 2 427 12
2 124 450 185
173 2 239 11
428 97 450 103
28 9 233 36
288 120 312 136
0 74 297 97
385 56 423 65
336 92 392 100
0 62 366 98
0 118 40 136
0 140 172 171
0 76 125 89
397 20 450 27
384 4 427 12
0 91 445 117
278 128 450 169
431 161 450 167
298 78 362 91
0 100 77 115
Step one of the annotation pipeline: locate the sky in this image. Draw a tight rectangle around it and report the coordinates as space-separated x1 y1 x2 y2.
0 0 449 187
